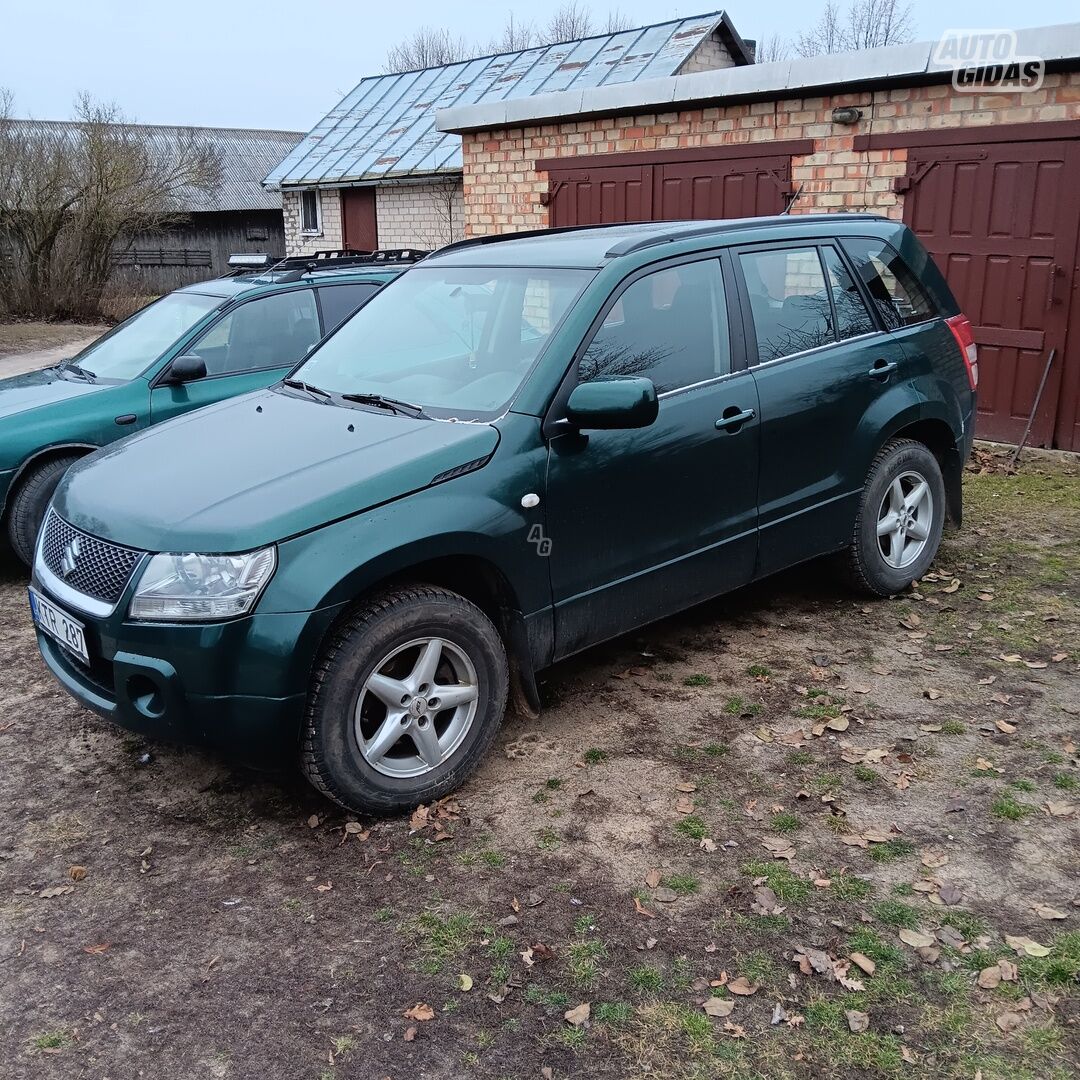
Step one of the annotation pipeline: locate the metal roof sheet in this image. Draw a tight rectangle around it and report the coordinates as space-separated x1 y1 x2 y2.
5 121 302 212
266 11 736 188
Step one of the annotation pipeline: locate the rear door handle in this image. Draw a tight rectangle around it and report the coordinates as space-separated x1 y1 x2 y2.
867 359 898 380
715 407 755 432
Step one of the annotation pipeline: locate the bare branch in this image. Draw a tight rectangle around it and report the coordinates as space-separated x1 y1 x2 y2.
384 26 472 72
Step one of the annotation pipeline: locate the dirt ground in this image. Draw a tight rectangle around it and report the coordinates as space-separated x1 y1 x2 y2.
0 322 108 378
1 448 1077 1080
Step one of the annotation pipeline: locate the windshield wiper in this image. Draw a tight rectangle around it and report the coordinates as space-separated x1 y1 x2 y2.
340 392 431 419
282 377 332 403
58 363 97 382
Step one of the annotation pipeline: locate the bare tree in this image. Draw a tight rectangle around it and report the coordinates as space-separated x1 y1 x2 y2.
754 33 791 63
0 91 220 319
546 3 631 44
489 13 540 53
384 26 472 73
795 0 913 57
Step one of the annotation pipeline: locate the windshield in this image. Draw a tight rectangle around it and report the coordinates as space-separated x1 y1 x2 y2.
292 266 593 418
71 291 224 381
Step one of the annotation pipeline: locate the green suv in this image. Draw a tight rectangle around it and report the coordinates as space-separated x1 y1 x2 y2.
31 216 977 815
0 250 422 564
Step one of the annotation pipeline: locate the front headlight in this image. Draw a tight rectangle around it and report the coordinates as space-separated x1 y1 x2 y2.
129 547 276 621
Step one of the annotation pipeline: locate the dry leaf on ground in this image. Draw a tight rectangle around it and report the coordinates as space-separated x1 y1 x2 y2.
403 1003 435 1022
845 1009 869 1033
702 997 735 1018
564 1002 591 1027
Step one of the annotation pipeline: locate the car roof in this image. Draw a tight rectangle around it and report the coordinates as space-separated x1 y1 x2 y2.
425 214 900 269
175 263 409 300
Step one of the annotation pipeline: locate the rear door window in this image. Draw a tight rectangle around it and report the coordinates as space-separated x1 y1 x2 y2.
820 245 875 340
739 247 834 363
318 282 381 333
578 259 729 395
840 237 937 329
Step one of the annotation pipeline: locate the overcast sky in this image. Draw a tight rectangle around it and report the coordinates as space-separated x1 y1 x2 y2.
0 0 1070 131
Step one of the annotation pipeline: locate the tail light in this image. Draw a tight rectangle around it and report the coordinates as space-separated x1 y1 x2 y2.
945 314 978 390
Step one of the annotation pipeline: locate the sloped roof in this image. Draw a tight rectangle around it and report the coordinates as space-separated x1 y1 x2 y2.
6 121 302 212
266 11 746 188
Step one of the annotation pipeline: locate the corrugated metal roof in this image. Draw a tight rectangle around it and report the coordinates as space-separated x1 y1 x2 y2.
6 121 302 212
266 11 736 188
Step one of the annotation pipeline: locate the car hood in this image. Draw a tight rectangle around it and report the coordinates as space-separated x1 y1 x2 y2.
55 388 500 552
0 368 112 420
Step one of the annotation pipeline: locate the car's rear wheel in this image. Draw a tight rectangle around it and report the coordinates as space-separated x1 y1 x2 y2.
300 584 508 815
845 438 945 597
6 454 82 567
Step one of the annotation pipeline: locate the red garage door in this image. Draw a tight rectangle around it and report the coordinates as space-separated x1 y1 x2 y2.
899 137 1080 450
540 142 813 229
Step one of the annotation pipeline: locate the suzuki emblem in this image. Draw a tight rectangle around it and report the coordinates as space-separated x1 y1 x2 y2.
60 536 81 578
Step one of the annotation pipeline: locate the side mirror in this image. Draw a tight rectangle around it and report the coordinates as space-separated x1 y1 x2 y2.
565 376 658 431
166 354 207 384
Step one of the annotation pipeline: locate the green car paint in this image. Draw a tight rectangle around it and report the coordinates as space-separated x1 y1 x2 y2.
31 215 975 780
0 262 408 557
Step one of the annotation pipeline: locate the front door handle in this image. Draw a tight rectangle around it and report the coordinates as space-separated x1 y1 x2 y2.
868 359 898 380
715 407 755 432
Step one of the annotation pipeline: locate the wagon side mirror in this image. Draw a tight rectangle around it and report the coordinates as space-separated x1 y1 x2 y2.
565 376 658 430
166 354 208 383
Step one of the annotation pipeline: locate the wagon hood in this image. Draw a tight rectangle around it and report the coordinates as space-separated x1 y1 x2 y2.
0 367 112 420
54 388 500 552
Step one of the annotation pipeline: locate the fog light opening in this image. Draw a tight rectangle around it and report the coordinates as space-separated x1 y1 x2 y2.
127 675 165 718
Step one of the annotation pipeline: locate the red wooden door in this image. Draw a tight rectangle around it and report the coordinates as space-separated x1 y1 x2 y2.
902 141 1080 449
549 166 655 226
342 187 378 251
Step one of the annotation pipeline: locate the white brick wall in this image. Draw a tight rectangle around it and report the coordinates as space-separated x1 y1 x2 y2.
282 188 344 255
677 31 736 74
375 181 465 249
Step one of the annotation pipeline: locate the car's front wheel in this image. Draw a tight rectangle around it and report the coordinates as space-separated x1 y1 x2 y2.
6 454 82 567
845 438 946 597
300 585 508 815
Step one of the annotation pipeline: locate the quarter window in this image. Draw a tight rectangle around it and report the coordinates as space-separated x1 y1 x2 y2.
318 282 381 333
578 260 728 395
740 247 834 363
841 237 936 329
820 245 875 340
188 290 320 375
300 190 321 234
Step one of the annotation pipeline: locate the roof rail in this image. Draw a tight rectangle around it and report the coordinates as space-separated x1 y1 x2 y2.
429 222 639 257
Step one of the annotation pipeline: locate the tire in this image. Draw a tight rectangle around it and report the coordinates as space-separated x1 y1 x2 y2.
845 438 945 597
300 584 509 815
6 454 82 567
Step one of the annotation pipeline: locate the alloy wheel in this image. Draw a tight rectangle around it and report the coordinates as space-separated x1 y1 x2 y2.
876 469 934 569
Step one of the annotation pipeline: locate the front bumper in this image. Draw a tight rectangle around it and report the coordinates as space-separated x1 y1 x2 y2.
32 578 344 765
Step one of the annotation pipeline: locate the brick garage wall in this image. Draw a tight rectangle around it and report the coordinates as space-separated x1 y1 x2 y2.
677 31 737 74
282 188 344 255
459 72 1080 235
375 180 465 249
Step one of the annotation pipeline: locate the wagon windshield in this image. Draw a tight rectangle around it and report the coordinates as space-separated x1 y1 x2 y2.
292 266 592 419
68 291 224 381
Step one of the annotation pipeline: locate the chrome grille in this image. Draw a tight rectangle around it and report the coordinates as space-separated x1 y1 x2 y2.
40 510 143 605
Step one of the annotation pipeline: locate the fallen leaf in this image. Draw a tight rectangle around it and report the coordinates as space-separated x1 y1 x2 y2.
653 887 680 903
403 1002 435 1022
924 688 943 700
942 579 961 594
995 720 1017 734
315 881 333 893
762 836 795 860
849 952 876 976
702 996 735 1018
564 1002 591 1027
938 884 963 906
675 796 695 815
1005 935 1050 958
83 943 111 955
899 929 936 949
645 869 662 888
403 1025 417 1042
978 965 1002 989
845 1009 870 1033
727 977 759 996
1034 905 1068 921
676 782 698 793
998 959 1018 982
457 974 474 991
1051 652 1068 663
901 1045 917 1064
38 885 74 899
839 834 869 848
633 896 656 919
921 850 949 869
68 865 87 882
825 716 850 732
996 1010 1025 1033
722 1021 746 1038
306 814 321 829
699 838 717 853
1044 801 1076 818
977 592 993 602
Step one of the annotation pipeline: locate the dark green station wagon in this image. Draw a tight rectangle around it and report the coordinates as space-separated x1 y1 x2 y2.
0 250 421 565
31 216 977 815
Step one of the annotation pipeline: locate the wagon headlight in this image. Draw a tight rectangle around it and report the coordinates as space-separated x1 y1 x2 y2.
129 547 276 621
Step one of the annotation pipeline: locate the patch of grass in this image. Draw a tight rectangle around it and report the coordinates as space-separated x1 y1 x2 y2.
1009 778 1037 793
566 940 608 987
663 874 700 896
536 827 561 850
594 1001 632 1025
701 742 730 757
941 910 988 941
628 964 665 993
524 985 570 1009
739 950 780 985
940 719 967 735
557 1026 587 1050
1052 772 1078 791
572 913 597 936
733 912 791 934
831 874 873 902
741 859 811 903
771 811 801 834
872 900 922 929
374 906 394 923
407 911 477 974
480 849 506 869
991 791 1033 821
845 929 905 975
867 838 916 864
787 749 815 767
891 882 915 897
682 674 713 687
724 695 762 716
583 748 607 764
546 777 562 790
675 815 709 840
853 764 879 783
797 700 842 721
1018 931 1080 989
487 936 514 960
31 1031 69 1051
746 664 772 678
331 1035 356 1056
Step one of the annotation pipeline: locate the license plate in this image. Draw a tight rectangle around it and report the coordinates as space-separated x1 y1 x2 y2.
29 588 90 664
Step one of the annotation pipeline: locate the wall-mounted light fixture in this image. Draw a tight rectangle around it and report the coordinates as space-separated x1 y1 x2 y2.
831 106 863 125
